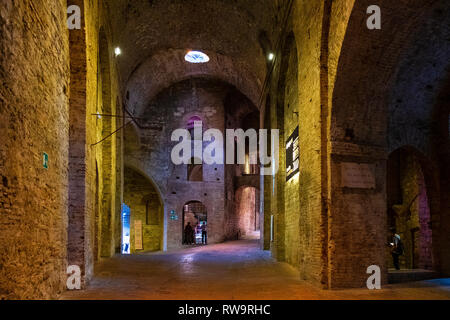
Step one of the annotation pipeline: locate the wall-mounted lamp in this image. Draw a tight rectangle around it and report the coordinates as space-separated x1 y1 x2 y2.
268 53 275 61
114 47 122 56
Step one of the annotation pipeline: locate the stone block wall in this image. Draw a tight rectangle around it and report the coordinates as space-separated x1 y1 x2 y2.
0 0 70 299
68 0 123 286
127 79 229 250
0 0 123 298
266 0 326 284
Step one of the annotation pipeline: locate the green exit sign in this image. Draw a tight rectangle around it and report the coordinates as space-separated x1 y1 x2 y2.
43 153 49 169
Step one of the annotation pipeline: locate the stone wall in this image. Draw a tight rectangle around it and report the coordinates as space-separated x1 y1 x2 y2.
126 79 230 250
68 0 123 287
0 0 123 299
0 0 70 299
264 0 450 288
282 31 301 269
266 0 326 284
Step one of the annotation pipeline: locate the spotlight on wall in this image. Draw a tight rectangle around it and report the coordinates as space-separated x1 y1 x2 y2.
268 53 275 61
114 47 122 56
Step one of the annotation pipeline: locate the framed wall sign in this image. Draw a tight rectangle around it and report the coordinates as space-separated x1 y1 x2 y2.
170 210 178 221
43 152 49 169
286 126 299 181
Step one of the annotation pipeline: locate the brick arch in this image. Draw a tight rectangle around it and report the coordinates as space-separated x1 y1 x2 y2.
123 163 164 205
385 31 450 272
182 201 208 245
387 4 450 156
235 186 260 239
331 0 443 146
328 0 447 287
124 165 164 252
125 49 262 117
235 178 260 191
387 146 440 271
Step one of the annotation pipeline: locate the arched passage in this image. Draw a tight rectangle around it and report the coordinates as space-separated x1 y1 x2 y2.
387 147 436 271
182 201 208 245
328 0 450 287
123 166 164 253
235 186 260 240
125 49 262 117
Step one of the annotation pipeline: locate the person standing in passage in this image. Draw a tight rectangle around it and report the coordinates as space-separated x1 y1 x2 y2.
201 222 207 245
388 228 404 270
184 222 194 245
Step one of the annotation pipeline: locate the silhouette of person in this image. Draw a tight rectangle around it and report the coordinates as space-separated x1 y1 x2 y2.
185 222 194 245
388 228 404 270
201 223 207 245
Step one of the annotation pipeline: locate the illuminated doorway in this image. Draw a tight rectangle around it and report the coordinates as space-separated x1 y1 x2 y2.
122 204 131 254
235 186 260 240
182 201 207 245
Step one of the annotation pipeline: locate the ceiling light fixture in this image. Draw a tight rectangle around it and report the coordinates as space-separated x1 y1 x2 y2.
268 53 275 61
114 47 122 56
185 51 210 63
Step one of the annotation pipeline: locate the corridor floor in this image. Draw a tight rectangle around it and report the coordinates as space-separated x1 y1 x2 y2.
61 240 450 300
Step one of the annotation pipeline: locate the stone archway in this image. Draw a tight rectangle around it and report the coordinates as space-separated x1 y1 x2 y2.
235 186 260 240
182 201 208 245
124 166 164 253
126 49 263 118
387 147 436 271
328 0 450 288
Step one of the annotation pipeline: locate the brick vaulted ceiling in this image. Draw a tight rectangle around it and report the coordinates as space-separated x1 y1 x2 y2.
105 0 281 115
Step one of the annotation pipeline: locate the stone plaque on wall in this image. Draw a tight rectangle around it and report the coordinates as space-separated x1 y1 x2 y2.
341 162 376 189
134 220 143 250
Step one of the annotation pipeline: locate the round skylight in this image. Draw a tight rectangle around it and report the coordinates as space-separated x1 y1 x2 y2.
185 51 210 63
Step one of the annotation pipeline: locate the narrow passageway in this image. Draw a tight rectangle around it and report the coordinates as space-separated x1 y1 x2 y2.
61 240 450 300
2 0 450 300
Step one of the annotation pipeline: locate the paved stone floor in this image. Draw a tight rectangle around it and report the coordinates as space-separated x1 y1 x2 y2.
61 240 450 300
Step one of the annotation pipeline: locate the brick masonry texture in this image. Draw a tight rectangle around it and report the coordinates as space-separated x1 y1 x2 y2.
1 0 450 299
265 0 450 289
124 78 259 250
0 0 70 299
124 167 163 253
